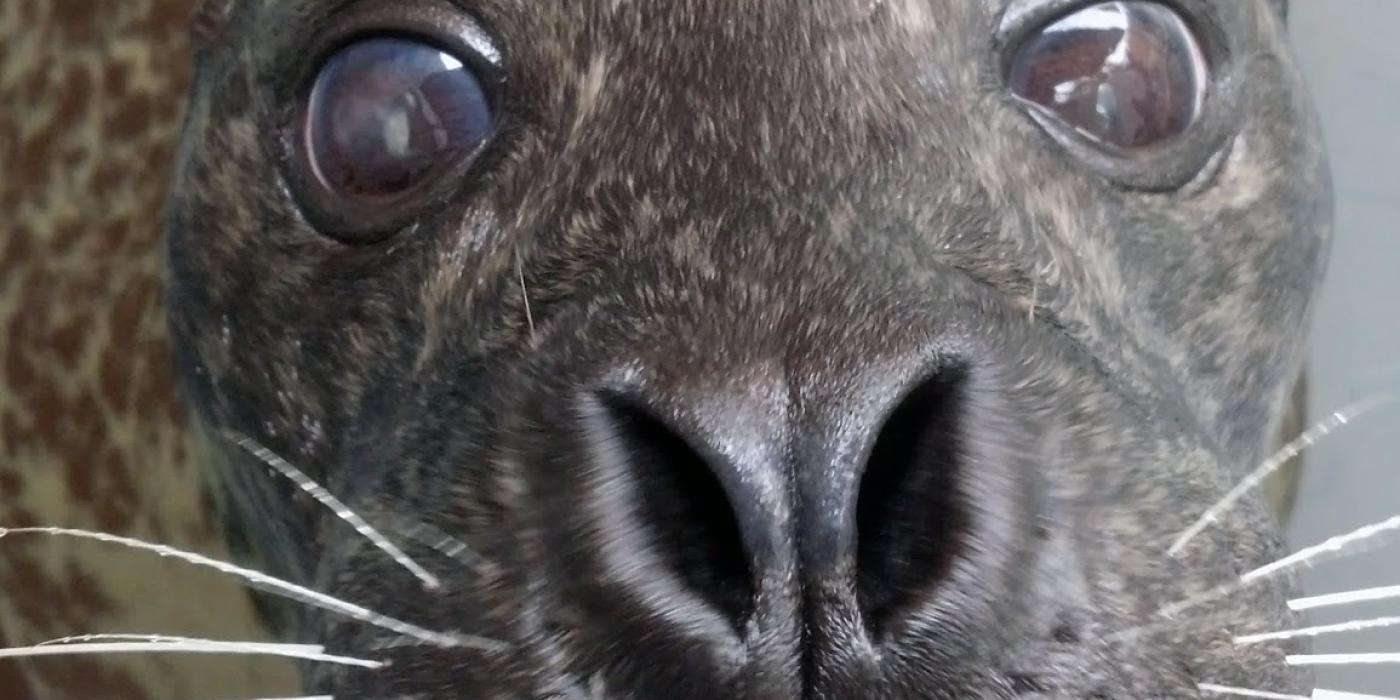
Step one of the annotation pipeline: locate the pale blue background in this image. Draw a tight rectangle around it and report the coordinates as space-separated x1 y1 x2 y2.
1288 1 1400 694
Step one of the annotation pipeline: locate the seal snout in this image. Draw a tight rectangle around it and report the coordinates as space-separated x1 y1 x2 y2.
517 320 1037 694
578 359 974 636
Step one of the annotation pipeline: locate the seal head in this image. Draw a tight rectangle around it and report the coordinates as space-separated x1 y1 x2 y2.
166 0 1329 696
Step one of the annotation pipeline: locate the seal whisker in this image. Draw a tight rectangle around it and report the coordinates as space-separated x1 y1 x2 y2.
233 696 334 700
0 635 385 669
382 515 484 569
227 431 443 590
1234 615 1400 645
1110 582 1400 643
1197 683 1310 699
518 247 535 337
1287 653 1400 667
1198 682 1399 700
1169 392 1396 557
1243 513 1400 584
33 633 322 652
0 526 501 651
1158 510 1400 619
1290 584 1400 612
232 696 334 700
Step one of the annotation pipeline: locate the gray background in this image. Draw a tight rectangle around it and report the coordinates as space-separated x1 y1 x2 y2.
1287 1 1400 694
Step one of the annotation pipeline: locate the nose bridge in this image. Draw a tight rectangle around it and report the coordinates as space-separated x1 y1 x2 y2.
632 356 800 576
624 289 970 582
790 351 928 573
635 334 938 562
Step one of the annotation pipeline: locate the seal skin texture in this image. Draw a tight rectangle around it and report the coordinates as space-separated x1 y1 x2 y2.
165 0 1330 697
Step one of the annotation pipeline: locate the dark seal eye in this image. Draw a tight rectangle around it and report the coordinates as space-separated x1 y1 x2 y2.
297 36 492 219
1008 1 1207 154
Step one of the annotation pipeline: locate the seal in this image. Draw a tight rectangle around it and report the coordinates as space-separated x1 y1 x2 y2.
162 0 1329 697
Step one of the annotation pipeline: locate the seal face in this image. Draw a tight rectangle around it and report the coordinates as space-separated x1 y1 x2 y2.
165 0 1329 696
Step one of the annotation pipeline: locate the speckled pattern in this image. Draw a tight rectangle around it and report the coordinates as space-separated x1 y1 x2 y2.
0 2 293 697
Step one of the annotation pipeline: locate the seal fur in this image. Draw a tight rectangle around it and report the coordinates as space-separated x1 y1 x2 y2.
164 0 1330 697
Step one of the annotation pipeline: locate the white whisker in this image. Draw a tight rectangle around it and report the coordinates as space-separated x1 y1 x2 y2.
387 517 483 569
1197 683 1308 699
1158 510 1400 619
238 694 333 700
1243 513 1400 584
1169 393 1394 557
1290 584 1400 611
1293 649 1400 666
1234 615 1400 644
1313 693 1400 700
35 633 322 653
0 526 500 651
1199 684 1400 700
518 249 535 337
228 432 442 591
1288 653 1400 666
0 637 383 669
242 694 334 700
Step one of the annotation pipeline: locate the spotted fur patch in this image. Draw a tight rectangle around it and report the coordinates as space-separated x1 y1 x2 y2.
0 2 295 697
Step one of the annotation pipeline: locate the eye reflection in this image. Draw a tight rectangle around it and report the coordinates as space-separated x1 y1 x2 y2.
1008 1 1208 154
300 37 493 204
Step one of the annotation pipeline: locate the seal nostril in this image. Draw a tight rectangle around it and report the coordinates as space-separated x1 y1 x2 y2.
599 396 755 628
855 366 969 637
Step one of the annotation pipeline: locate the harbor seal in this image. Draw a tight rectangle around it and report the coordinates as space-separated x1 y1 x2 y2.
6 0 1330 697
165 0 1329 696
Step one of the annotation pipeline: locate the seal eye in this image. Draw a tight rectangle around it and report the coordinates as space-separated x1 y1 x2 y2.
1008 1 1207 154
298 36 492 211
